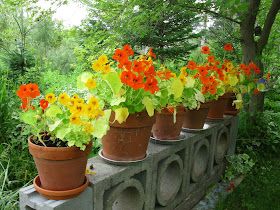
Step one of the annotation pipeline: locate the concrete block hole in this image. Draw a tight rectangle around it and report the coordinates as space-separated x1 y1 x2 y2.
105 178 144 210
215 127 230 164
191 138 210 182
156 154 183 206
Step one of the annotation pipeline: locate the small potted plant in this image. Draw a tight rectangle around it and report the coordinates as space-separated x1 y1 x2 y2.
78 45 160 162
180 46 225 128
16 83 108 200
151 66 185 140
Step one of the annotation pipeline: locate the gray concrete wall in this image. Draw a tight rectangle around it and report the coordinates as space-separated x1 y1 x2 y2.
19 116 238 210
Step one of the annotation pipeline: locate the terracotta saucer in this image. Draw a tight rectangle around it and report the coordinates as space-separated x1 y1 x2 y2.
33 175 89 200
150 133 187 145
98 149 147 165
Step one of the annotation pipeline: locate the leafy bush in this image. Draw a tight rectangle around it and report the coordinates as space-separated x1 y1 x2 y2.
225 153 255 181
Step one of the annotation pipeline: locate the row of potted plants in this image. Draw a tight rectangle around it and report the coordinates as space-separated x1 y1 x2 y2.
17 44 269 200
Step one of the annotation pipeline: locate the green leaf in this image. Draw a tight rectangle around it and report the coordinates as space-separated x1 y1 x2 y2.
114 107 129 123
110 96 126 106
20 110 37 127
77 72 94 90
45 105 63 119
170 78 184 99
48 119 62 132
142 97 154 117
92 109 111 138
56 127 71 140
103 72 123 95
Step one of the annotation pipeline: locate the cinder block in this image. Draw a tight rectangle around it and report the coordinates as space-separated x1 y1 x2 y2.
19 116 238 210
19 185 93 210
86 155 153 210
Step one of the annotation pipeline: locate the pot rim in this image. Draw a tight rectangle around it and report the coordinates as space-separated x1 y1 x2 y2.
28 137 92 160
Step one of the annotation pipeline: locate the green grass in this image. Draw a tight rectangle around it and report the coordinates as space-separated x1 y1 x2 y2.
216 149 280 210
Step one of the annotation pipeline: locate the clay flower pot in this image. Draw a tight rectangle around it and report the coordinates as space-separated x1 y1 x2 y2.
207 93 232 119
102 111 155 161
152 106 185 140
224 93 239 115
28 138 92 200
183 102 212 129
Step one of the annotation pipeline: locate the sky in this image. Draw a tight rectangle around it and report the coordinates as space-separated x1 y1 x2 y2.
37 0 88 27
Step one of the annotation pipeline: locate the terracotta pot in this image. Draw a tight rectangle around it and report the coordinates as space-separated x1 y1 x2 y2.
207 93 232 119
152 107 185 140
183 102 212 129
28 138 92 196
224 93 239 115
102 111 155 161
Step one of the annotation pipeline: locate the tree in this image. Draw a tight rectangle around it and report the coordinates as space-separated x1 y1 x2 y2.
80 0 199 61
186 0 280 112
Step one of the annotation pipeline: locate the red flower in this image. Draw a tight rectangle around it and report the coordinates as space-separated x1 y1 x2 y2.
198 66 208 76
112 48 128 62
207 55 215 63
120 71 133 84
144 65 156 77
254 88 260 95
40 99 49 110
144 77 159 94
132 60 144 73
224 43 233 51
17 84 30 99
147 48 156 59
20 98 28 110
129 74 144 90
240 63 246 70
123 44 134 56
26 83 40 98
201 46 210 54
187 61 197 70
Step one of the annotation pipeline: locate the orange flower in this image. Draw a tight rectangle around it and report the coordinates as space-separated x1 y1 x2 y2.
113 48 128 62
147 48 156 59
253 88 260 95
224 43 233 51
207 55 215 63
20 97 28 110
132 60 144 73
120 71 133 84
144 65 156 77
123 44 134 56
187 61 197 70
240 63 246 70
40 99 49 110
198 66 208 76
17 84 30 99
129 74 144 90
201 46 210 54
26 83 40 98
209 85 217 95
144 77 159 94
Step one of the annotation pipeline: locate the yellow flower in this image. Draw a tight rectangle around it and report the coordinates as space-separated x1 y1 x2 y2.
225 62 234 70
101 64 112 74
85 104 98 119
85 78 97 89
92 60 102 71
70 103 85 115
83 122 94 134
70 113 82 125
58 92 70 106
88 97 99 109
179 73 186 84
98 55 108 65
180 67 187 76
45 93 57 104
72 94 80 100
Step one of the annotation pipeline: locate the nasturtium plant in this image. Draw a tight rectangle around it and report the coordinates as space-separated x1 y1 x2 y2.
16 83 110 150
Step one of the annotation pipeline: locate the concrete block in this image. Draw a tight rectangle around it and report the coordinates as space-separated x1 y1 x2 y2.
19 185 93 210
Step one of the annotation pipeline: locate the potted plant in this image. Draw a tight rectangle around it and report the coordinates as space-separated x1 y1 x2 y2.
151 66 185 140
16 83 109 200
180 46 225 128
78 45 160 161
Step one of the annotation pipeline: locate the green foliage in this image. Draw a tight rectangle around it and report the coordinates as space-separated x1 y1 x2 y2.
216 150 280 210
224 154 255 181
80 0 199 61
